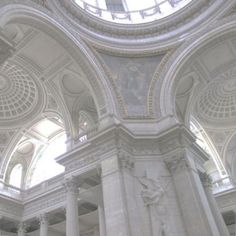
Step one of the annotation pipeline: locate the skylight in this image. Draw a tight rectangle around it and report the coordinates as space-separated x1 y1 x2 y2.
74 0 192 24
32 119 62 138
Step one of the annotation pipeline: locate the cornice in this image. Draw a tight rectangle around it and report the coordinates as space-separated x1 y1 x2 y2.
49 0 233 53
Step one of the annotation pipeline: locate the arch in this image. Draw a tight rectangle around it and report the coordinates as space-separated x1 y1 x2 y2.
9 163 23 188
221 130 236 182
1 111 65 180
6 157 28 188
222 129 236 168
0 3 120 180
153 15 236 120
0 2 117 120
25 132 66 188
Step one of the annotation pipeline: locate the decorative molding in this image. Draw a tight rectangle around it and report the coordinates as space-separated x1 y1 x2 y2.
50 0 228 52
23 188 66 218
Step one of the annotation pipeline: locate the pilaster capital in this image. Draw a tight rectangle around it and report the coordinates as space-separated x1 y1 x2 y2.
118 154 134 170
164 150 189 174
63 176 79 194
18 222 26 233
38 213 48 226
200 172 212 189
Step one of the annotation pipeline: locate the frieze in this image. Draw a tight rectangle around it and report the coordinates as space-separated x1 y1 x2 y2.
0 200 23 219
23 189 66 217
39 213 49 225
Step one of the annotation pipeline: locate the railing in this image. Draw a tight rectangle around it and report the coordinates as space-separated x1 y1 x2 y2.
74 0 192 24
24 173 64 198
0 180 23 199
74 125 99 146
212 176 235 194
0 173 65 200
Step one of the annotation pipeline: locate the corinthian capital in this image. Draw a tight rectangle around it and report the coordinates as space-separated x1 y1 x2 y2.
199 172 212 189
38 213 48 226
118 154 134 170
63 176 79 194
18 222 26 234
164 151 189 173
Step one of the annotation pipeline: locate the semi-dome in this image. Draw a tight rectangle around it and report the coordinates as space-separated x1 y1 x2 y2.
0 61 44 127
196 68 236 127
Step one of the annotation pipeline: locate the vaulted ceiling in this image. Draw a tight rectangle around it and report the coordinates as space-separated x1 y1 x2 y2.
175 33 236 179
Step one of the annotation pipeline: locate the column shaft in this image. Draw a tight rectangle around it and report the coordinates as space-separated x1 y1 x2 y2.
98 206 107 236
64 178 80 236
39 214 48 236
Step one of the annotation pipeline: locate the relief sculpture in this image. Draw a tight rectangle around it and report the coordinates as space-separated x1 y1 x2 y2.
138 175 169 236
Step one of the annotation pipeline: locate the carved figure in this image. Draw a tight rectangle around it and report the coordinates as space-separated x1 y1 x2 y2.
138 176 168 236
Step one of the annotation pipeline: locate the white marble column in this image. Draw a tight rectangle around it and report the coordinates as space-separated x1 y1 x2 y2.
201 173 230 236
39 213 48 236
98 205 106 236
17 222 26 236
64 177 80 236
165 151 221 236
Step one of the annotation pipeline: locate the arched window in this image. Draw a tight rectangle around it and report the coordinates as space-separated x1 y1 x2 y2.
28 133 66 187
9 164 23 188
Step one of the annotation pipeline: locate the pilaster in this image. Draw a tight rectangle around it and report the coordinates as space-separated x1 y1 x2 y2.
200 172 230 236
101 153 140 236
165 148 221 236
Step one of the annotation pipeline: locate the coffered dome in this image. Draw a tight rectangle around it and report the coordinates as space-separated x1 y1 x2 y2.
195 68 236 127
0 62 44 127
